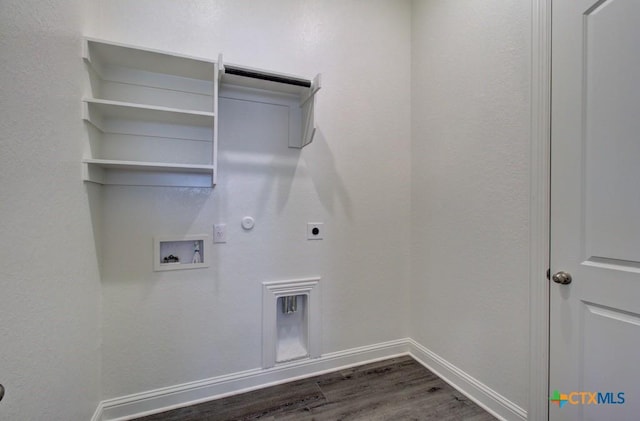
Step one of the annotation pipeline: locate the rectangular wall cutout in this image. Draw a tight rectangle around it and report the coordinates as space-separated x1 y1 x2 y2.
262 278 321 368
154 235 208 271
276 295 309 362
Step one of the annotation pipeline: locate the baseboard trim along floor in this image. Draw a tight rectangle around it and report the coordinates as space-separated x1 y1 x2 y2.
407 339 527 421
92 338 526 421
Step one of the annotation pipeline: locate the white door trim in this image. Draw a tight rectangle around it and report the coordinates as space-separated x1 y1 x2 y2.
529 0 551 420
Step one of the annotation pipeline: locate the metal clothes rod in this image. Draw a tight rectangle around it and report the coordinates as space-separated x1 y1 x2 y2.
224 65 312 88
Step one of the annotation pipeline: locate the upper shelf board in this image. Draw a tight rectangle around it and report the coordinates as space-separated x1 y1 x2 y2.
83 98 215 128
83 37 217 82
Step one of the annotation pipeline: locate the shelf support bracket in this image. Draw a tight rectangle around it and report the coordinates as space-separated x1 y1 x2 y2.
295 74 321 149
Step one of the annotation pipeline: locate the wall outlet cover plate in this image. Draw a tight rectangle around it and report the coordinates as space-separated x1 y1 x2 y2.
307 222 323 240
214 224 227 243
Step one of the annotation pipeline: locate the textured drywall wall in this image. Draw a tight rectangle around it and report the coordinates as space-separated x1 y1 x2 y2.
0 0 102 420
410 0 531 409
0 1 534 416
91 0 412 398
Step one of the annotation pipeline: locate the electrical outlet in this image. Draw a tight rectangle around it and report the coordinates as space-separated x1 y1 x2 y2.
214 224 227 243
307 223 324 240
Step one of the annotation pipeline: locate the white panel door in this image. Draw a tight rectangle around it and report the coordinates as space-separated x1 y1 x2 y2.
550 0 640 420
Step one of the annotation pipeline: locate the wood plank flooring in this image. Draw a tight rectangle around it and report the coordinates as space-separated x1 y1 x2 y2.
134 356 497 421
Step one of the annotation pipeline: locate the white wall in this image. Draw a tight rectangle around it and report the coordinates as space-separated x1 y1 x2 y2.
0 1 535 417
90 0 412 399
0 1 102 420
410 0 531 410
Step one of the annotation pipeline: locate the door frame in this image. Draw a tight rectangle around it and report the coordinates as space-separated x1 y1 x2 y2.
529 0 552 420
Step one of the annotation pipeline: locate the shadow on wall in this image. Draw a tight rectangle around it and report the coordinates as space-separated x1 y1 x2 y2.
217 97 351 220
86 95 353 282
85 181 104 279
303 129 352 220
87 183 212 285
217 95 300 218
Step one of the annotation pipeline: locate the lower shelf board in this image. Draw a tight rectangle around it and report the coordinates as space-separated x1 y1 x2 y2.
83 98 216 128
83 158 214 172
82 159 215 187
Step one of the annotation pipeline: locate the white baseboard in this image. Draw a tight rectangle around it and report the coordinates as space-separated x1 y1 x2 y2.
408 339 527 421
91 403 104 421
94 338 526 421
98 338 411 420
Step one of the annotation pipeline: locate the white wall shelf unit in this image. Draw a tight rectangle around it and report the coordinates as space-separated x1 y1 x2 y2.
82 37 219 187
82 39 321 186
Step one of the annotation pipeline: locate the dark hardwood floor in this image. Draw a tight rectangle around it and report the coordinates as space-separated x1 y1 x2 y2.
134 356 497 421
